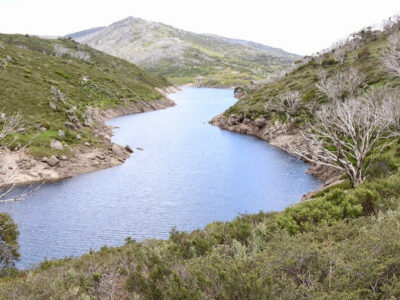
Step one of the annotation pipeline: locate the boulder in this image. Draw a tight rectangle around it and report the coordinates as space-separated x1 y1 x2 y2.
84 142 91 147
68 115 82 129
234 87 245 98
84 108 93 127
58 130 65 139
49 101 56 110
41 157 48 163
227 114 243 126
60 155 67 160
6 55 14 63
111 144 124 156
64 121 78 131
50 86 65 103
255 117 267 128
47 155 59 167
50 139 63 150
76 134 82 140
103 135 111 142
125 145 134 153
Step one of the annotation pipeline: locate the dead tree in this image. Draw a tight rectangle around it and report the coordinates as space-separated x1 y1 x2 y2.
316 68 365 101
266 90 306 116
288 87 400 187
333 47 346 65
383 32 400 78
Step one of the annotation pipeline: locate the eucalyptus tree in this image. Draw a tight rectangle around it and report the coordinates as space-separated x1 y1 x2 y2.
287 69 400 187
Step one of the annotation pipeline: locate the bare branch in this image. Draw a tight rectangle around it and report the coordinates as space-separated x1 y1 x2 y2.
265 90 306 116
288 85 400 187
382 32 400 78
316 68 365 101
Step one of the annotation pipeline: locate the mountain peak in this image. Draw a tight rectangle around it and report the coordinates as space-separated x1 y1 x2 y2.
67 17 300 87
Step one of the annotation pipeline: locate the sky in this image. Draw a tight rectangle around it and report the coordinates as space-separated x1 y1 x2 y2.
0 0 399 55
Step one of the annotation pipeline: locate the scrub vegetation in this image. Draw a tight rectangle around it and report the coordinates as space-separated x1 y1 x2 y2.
1 15 400 300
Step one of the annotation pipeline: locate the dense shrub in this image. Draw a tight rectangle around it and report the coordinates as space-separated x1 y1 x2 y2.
277 189 363 234
0 213 19 270
366 154 398 178
3 210 400 299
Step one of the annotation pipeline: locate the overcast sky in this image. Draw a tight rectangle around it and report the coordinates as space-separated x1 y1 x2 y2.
0 0 399 55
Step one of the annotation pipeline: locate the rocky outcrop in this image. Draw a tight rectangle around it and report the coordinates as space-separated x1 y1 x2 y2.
210 113 343 198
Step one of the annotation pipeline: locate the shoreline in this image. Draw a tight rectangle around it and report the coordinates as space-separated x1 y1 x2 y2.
0 86 179 188
210 113 344 199
180 83 235 89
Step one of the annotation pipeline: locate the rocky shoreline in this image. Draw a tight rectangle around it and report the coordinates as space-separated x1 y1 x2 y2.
0 87 179 188
210 113 344 199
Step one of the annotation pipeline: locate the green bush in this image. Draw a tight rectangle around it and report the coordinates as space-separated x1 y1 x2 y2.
0 213 19 270
366 154 398 178
277 189 363 234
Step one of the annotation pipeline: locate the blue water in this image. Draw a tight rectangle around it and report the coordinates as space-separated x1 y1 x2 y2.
1 87 321 269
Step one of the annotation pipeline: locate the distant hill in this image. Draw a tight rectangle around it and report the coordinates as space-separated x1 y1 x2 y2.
67 17 300 87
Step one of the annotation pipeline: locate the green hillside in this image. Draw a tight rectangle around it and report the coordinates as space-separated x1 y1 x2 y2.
67 17 299 87
226 29 400 118
0 34 170 157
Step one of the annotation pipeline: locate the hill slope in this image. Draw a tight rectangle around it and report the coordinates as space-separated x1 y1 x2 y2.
212 27 400 167
67 17 299 87
221 31 400 118
0 34 174 184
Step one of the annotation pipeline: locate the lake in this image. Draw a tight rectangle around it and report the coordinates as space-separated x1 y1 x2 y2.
1 87 321 268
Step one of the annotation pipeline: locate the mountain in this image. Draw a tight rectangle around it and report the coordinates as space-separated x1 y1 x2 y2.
66 27 105 40
67 17 300 87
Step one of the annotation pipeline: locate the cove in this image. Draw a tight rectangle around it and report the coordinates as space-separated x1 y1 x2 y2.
1 87 321 269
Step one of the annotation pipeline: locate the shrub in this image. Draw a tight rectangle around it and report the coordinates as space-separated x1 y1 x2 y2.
277 189 363 234
357 46 370 60
0 213 19 270
366 154 398 178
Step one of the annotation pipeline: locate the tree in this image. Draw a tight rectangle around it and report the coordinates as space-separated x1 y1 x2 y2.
316 68 365 101
382 14 400 35
265 90 305 117
383 32 400 78
333 47 346 65
288 82 400 188
0 213 19 269
0 112 28 269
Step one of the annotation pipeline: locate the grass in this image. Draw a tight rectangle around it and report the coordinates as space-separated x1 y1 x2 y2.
226 32 400 119
169 70 263 88
0 34 170 157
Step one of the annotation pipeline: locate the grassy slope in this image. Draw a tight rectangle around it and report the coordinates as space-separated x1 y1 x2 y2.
227 32 400 118
0 34 170 157
69 17 299 87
